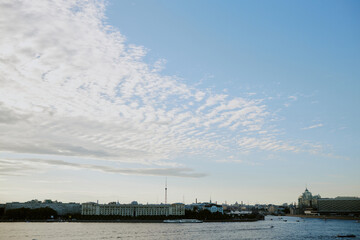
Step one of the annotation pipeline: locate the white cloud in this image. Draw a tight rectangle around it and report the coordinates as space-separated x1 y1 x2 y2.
237 137 299 153
215 158 262 166
197 94 228 112
0 0 331 178
288 96 297 101
283 95 297 107
0 158 206 178
302 123 323 130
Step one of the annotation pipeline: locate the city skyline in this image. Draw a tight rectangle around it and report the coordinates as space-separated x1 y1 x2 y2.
0 186 350 206
0 0 359 205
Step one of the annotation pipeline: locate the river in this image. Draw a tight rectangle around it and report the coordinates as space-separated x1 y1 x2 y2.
1 216 359 239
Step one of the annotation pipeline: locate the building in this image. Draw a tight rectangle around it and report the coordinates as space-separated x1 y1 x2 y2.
318 197 360 215
267 205 278 215
5 199 81 215
186 202 223 214
266 204 287 215
81 202 185 216
226 210 252 217
204 203 223 214
297 188 321 214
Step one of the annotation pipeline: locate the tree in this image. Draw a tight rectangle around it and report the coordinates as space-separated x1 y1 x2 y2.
5 207 58 220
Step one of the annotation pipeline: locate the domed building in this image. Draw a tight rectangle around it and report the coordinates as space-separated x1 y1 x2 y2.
298 188 321 214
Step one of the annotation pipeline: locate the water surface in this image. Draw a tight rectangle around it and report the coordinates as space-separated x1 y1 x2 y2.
1 216 359 239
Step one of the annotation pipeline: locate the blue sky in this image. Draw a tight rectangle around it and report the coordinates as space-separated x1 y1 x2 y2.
0 0 359 205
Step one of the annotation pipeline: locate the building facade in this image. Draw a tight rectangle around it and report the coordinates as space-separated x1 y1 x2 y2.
318 197 360 215
5 199 81 215
298 188 321 214
81 202 185 216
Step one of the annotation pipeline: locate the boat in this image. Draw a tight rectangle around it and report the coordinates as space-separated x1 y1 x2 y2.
163 219 203 223
337 234 356 238
283 220 287 222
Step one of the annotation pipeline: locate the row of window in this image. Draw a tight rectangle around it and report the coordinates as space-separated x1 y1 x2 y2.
82 204 185 215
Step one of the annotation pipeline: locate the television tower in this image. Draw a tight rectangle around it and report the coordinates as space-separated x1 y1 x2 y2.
165 177 168 204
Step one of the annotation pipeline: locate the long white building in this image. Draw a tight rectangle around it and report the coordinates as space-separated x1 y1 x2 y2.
82 202 185 216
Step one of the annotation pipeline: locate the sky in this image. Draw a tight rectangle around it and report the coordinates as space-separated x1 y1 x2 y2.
0 0 359 205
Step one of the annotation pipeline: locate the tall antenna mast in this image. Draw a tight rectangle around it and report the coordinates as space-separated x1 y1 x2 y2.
165 177 168 204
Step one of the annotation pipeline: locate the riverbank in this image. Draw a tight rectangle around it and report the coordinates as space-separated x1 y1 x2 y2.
287 214 360 221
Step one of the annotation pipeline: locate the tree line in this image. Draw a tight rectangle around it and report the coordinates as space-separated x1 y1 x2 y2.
2 207 57 220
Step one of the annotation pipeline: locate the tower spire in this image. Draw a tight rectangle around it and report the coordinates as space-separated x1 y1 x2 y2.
165 177 168 204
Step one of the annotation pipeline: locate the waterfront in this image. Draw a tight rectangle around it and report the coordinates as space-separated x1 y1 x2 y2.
0 216 359 240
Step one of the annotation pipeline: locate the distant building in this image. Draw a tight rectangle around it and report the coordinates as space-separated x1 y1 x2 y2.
81 202 185 216
318 197 360 215
204 203 223 214
296 188 360 216
289 207 297 215
226 210 252 217
267 205 286 215
186 202 223 214
298 188 321 214
268 205 278 215
222 204 229 211
5 199 81 215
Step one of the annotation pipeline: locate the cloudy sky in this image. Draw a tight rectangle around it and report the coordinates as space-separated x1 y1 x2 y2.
0 0 359 205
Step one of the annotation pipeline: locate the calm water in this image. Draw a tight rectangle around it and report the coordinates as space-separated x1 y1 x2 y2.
0 216 359 240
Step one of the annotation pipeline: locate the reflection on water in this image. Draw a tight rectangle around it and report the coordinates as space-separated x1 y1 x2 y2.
0 216 359 240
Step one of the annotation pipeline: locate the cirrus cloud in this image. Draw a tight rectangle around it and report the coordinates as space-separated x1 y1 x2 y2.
0 0 330 177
